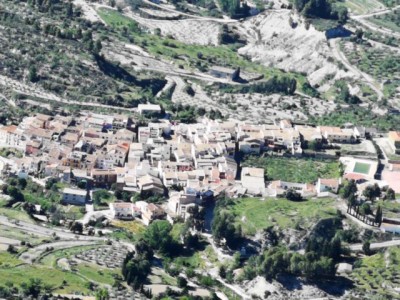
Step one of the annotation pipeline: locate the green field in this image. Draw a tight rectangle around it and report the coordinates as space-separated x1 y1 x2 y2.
351 247 400 298
0 252 24 268
0 244 120 295
353 162 371 174
0 263 91 294
76 263 120 285
243 156 342 183
227 197 337 235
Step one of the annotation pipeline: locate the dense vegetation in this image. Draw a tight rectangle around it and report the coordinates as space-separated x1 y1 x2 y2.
218 0 250 18
211 75 297 95
212 202 243 248
294 0 348 23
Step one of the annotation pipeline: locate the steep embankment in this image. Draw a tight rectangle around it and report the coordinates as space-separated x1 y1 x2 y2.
237 10 347 86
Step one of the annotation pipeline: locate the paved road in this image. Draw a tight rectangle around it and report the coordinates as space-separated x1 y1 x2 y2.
0 75 137 113
0 215 102 241
349 239 400 251
329 38 384 100
19 240 100 264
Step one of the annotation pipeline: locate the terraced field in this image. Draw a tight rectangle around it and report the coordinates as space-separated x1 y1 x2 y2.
368 10 400 33
340 40 400 83
344 0 385 15
351 247 400 298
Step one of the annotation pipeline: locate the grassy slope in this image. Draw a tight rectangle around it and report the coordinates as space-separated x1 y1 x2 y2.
0 252 24 268
76 262 120 285
0 207 34 223
0 262 91 294
228 197 337 235
0 244 120 294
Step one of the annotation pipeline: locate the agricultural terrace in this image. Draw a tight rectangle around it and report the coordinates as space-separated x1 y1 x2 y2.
351 247 400 299
226 197 337 235
243 156 342 183
368 11 400 33
342 0 384 14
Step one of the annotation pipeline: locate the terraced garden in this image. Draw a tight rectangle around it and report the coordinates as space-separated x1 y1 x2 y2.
351 247 400 298
340 40 400 82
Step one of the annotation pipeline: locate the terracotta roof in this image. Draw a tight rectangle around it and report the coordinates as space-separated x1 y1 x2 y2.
389 131 400 142
344 173 365 181
0 125 18 133
319 178 339 187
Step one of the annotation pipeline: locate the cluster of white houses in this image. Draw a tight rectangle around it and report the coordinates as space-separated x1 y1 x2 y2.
1 108 398 225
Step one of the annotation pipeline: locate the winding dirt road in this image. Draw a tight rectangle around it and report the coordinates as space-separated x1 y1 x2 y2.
329 38 384 100
351 5 400 39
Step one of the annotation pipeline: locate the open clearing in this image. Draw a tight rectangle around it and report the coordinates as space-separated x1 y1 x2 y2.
243 156 342 183
228 197 337 235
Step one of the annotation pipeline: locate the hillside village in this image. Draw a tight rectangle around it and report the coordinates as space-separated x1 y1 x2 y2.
0 0 400 296
0 107 399 230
